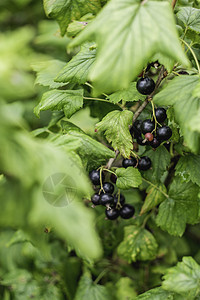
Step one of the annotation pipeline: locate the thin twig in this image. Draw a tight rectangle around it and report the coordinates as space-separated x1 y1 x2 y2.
171 0 177 9
105 150 120 169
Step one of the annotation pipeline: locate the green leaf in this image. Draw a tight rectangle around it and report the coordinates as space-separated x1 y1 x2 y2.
156 177 199 236
70 0 189 94
154 76 200 153
116 167 142 190
140 183 167 215
189 108 200 132
43 0 101 36
107 82 145 104
34 89 83 118
116 277 137 300
96 110 133 157
175 154 200 186
150 53 175 73
117 225 158 263
136 287 183 300
74 272 111 300
163 257 200 298
55 43 96 84
177 7 200 33
31 60 66 88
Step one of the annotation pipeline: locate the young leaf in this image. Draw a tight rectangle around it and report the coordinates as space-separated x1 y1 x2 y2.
70 0 189 94
96 110 133 157
136 287 184 300
156 177 199 236
177 7 200 33
117 225 158 263
34 89 83 118
116 277 137 300
43 0 101 36
162 257 200 298
55 43 96 84
175 154 200 186
154 76 200 153
116 167 142 190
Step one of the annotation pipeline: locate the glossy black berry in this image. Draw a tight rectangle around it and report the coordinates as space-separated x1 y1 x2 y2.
114 193 125 206
100 193 114 206
155 107 167 123
132 120 142 137
136 77 155 95
120 204 135 219
89 170 105 185
110 173 117 184
122 157 137 168
156 126 172 141
138 156 151 171
136 135 148 146
103 182 114 194
105 208 120 220
150 137 161 148
141 119 155 134
91 193 101 205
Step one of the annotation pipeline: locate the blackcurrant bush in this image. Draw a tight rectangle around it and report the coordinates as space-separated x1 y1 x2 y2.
138 156 151 171
114 193 125 206
105 208 120 220
122 157 137 168
156 126 172 141
110 173 117 184
91 193 101 205
136 135 148 146
89 170 105 185
120 204 135 219
150 137 161 148
136 77 155 95
103 182 114 194
155 107 167 123
144 132 154 142
141 119 155 134
100 193 114 206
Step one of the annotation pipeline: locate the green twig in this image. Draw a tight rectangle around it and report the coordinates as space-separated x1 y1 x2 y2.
142 178 169 198
180 38 200 74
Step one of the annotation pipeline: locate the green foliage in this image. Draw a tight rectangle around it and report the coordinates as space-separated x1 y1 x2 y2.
116 167 142 189
175 154 200 186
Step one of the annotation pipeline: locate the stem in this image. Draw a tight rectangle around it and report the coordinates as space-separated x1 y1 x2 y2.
102 168 116 176
142 211 153 228
180 39 200 74
171 0 177 9
170 142 174 157
85 82 109 98
94 269 108 284
142 178 169 198
83 96 111 103
105 150 120 169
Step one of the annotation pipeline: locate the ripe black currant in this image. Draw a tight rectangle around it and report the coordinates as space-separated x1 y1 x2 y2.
136 135 148 146
138 156 151 171
155 107 167 123
100 193 114 206
91 193 101 205
122 157 137 168
103 182 114 194
114 193 125 206
89 170 105 185
120 204 135 219
132 120 142 137
110 173 117 184
156 126 172 141
136 77 155 95
105 208 120 220
150 137 161 148
141 119 155 134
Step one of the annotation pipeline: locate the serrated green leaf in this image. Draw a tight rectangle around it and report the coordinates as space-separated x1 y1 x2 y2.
55 43 96 84
34 89 83 118
116 277 137 300
175 154 200 186
177 7 200 33
116 167 142 190
189 108 200 132
32 60 66 88
67 20 90 37
70 0 189 94
163 257 200 298
154 76 200 153
74 272 111 300
156 177 199 236
150 53 175 73
135 287 184 300
107 82 145 104
96 110 133 157
117 225 158 263
43 0 101 36
140 183 167 215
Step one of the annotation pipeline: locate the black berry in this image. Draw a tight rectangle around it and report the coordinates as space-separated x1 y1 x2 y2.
156 126 172 141
136 77 155 95
155 107 167 123
100 193 114 206
91 193 101 205
138 156 151 171
110 173 117 184
105 208 120 220
132 120 142 137
141 119 155 134
120 204 135 219
150 137 161 148
114 193 125 206
122 157 137 168
103 182 114 194
89 170 105 185
136 135 148 146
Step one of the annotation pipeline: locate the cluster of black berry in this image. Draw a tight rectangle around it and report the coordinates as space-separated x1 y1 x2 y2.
89 170 135 220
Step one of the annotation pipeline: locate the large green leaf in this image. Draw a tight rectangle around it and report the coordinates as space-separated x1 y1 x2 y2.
43 0 101 36
154 75 200 153
70 0 189 94
136 287 184 300
156 177 199 236
175 154 200 186
162 257 200 299
34 89 83 118
55 43 96 84
177 7 200 33
115 277 137 300
96 110 133 157
117 225 158 263
116 167 142 190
